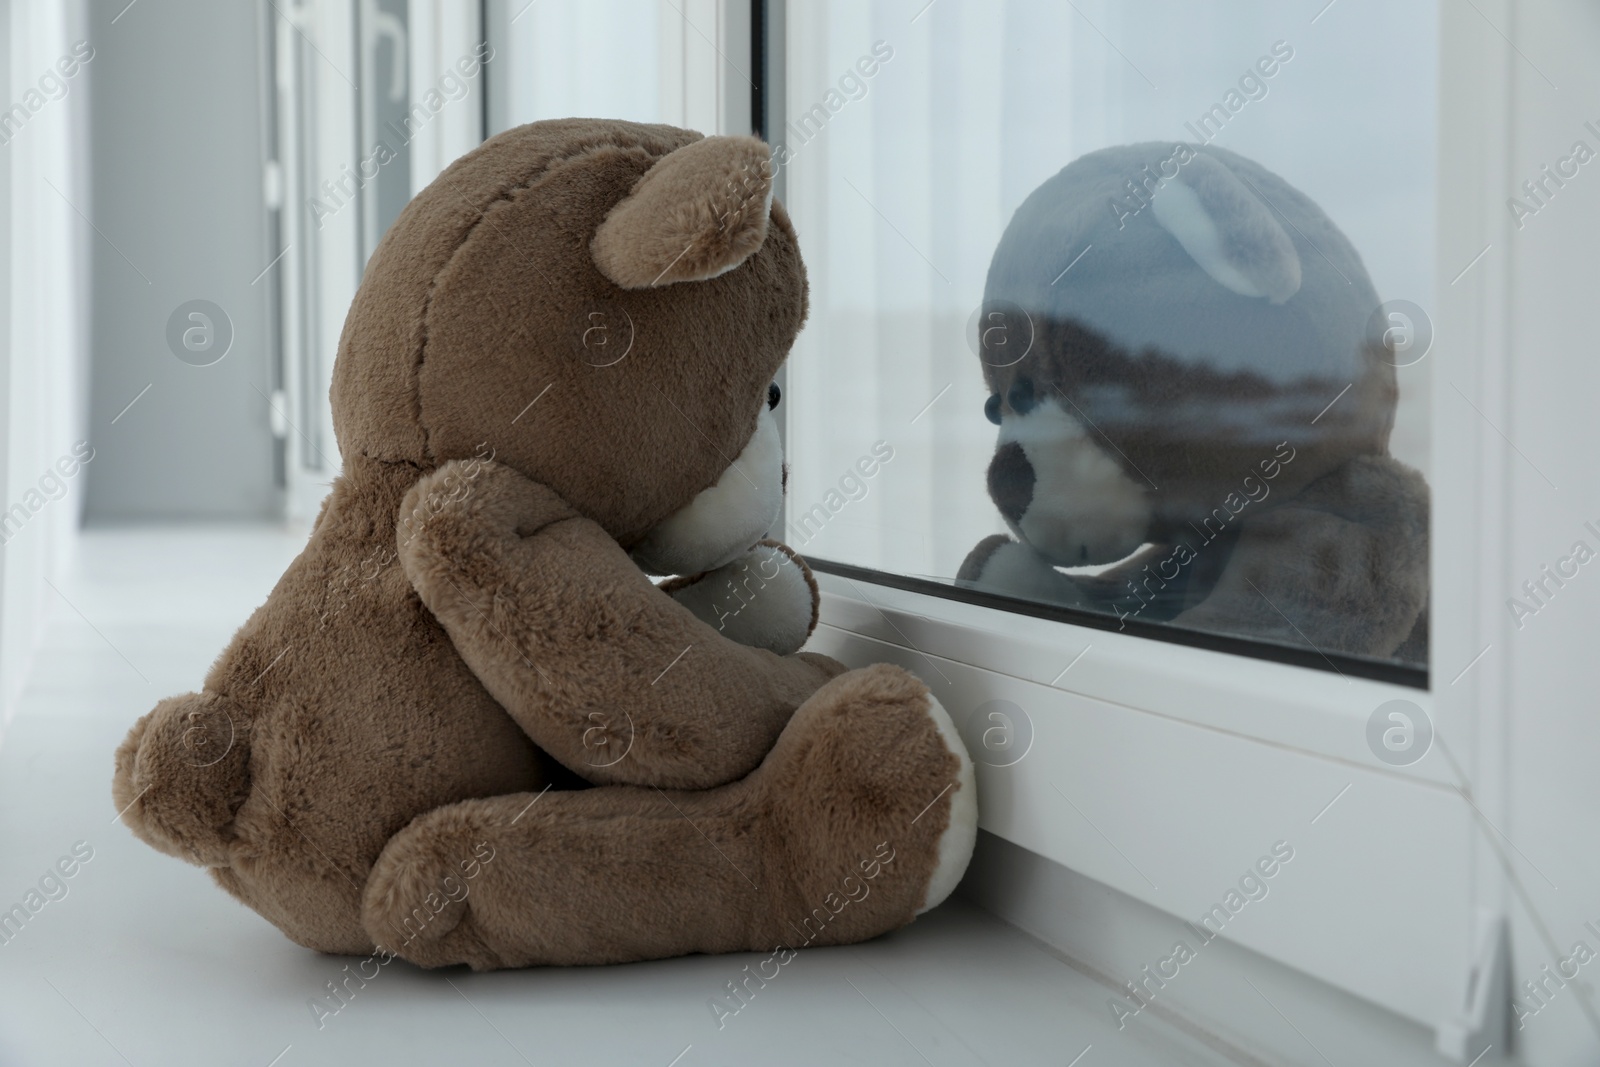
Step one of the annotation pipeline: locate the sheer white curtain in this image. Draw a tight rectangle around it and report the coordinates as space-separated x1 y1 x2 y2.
489 0 665 131
783 1 1015 580
0 0 91 724
486 0 749 146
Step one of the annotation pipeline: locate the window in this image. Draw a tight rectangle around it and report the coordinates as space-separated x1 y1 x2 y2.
781 0 1434 681
774 1 1519 1053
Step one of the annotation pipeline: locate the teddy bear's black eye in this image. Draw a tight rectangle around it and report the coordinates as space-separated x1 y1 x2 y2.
1007 378 1036 415
768 382 781 410
984 394 1002 425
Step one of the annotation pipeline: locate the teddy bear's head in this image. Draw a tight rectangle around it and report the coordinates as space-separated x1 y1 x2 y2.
330 119 804 574
975 142 1396 567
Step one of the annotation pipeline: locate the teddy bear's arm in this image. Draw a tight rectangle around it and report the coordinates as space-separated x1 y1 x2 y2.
1171 455 1429 659
397 459 846 791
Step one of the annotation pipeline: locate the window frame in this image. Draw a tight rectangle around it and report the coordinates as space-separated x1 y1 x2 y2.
808 557 1429 689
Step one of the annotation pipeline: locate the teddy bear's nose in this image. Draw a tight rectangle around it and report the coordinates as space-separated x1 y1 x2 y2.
1007 378 1036 415
987 441 1035 525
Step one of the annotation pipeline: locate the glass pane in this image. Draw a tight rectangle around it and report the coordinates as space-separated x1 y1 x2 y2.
782 0 1434 673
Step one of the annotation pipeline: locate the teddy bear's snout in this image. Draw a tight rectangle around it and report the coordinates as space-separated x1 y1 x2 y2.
627 406 786 576
990 398 1152 567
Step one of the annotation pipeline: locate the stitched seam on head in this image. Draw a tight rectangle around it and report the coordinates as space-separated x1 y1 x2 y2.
355 448 428 473
413 178 541 466
411 139 679 464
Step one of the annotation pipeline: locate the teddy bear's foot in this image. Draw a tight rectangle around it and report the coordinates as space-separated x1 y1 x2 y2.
112 692 251 868
360 664 976 969
748 662 979 927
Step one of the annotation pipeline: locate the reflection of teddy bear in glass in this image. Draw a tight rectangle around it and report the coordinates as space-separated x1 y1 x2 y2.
959 142 1428 664
113 120 976 969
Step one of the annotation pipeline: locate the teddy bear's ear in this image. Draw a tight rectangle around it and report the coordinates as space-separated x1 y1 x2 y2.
1150 151 1302 304
591 135 775 289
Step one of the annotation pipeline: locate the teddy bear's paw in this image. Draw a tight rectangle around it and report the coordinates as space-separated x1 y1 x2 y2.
112 693 251 868
662 540 819 655
955 534 1090 608
397 457 570 556
756 664 978 945
362 801 506 969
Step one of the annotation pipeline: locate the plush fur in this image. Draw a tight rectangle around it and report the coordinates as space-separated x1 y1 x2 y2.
959 143 1428 661
629 407 785 576
591 134 775 289
113 119 976 967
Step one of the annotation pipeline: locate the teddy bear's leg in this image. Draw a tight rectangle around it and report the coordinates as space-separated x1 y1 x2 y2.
1173 454 1430 658
360 664 977 970
397 460 846 791
115 693 376 953
113 692 251 868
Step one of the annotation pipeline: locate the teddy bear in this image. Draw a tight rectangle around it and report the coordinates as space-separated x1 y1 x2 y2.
957 142 1429 664
112 118 976 970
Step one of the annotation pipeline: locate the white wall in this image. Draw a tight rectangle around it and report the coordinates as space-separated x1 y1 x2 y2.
0 0 92 728
1496 2 1600 1063
82 0 279 522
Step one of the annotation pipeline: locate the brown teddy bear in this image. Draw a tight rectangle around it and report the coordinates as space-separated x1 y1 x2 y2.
112 119 976 970
957 142 1429 664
